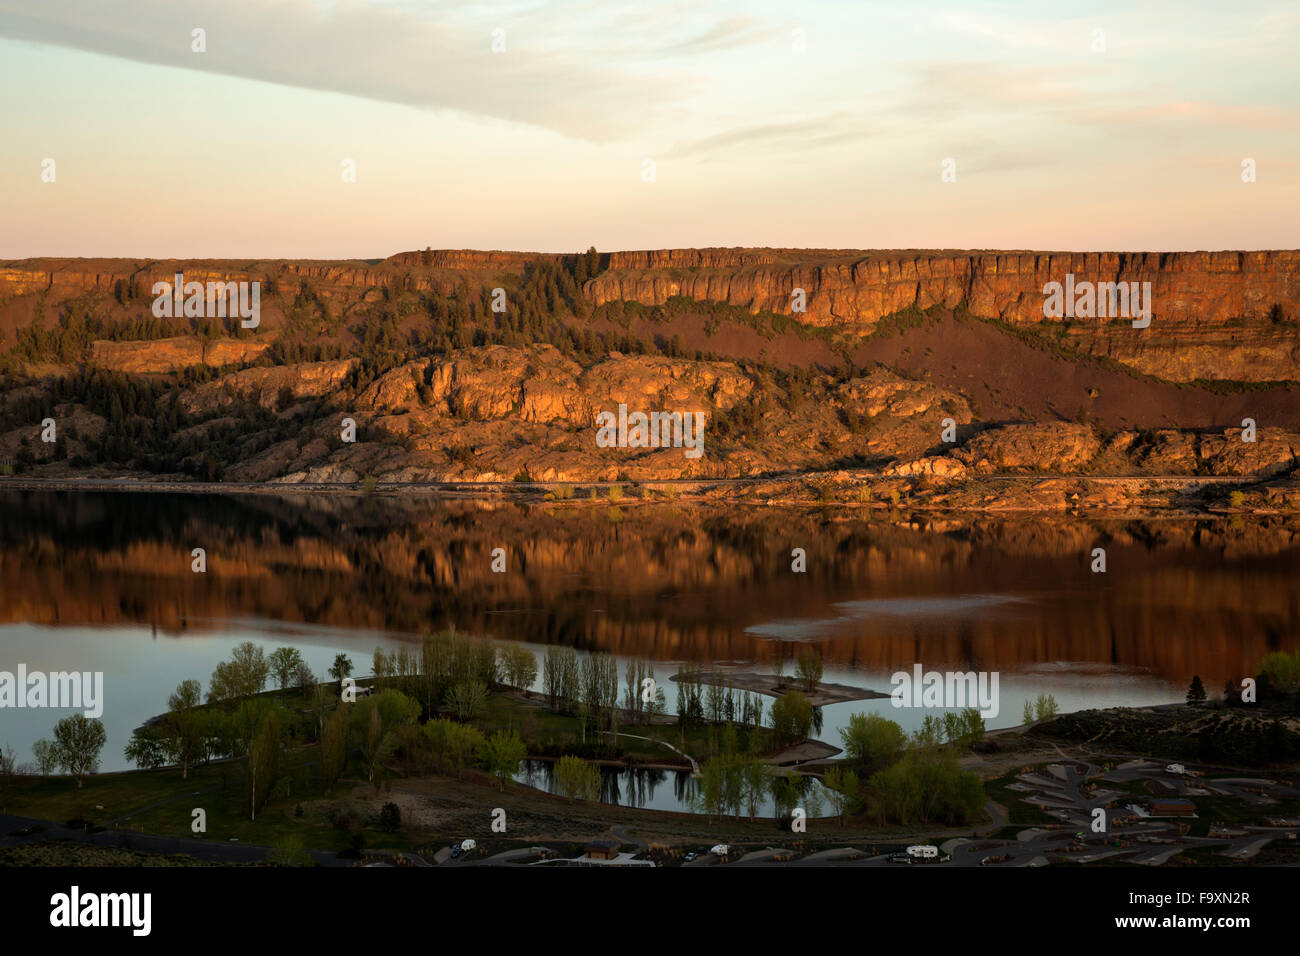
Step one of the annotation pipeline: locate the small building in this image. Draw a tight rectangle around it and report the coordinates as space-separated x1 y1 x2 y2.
585 840 621 861
1149 799 1196 817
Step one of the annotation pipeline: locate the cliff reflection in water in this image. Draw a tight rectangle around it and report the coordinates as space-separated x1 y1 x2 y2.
1 489 1298 684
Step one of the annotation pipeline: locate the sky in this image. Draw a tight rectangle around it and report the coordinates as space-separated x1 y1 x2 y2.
1 0 1297 259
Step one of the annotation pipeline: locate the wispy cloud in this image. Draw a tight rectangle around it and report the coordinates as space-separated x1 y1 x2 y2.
667 112 873 159
0 0 747 142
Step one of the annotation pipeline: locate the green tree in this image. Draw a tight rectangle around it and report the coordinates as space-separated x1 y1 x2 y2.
838 712 906 772
770 691 814 745
268 834 313 866
268 647 305 691
246 710 281 820
208 641 270 702
940 708 986 752
329 654 354 685
445 722 485 779
912 714 944 749
294 662 317 694
446 679 488 721
868 748 983 826
52 714 107 788
32 738 60 775
371 647 391 689
1033 693 1058 723
320 703 349 793
360 689 421 730
357 705 396 785
958 707 986 748
123 726 169 770
769 772 806 822
225 698 280 757
1259 650 1300 693
742 758 771 821
1186 675 1207 705
794 647 823 693
543 646 580 713
696 754 750 821
163 680 210 779
823 766 860 825
480 730 527 791
497 645 538 694
168 679 202 711
553 754 601 803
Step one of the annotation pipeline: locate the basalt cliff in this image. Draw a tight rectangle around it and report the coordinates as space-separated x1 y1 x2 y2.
1 248 1297 511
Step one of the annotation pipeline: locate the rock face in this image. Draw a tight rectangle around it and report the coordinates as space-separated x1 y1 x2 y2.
5 248 1297 381
956 423 1103 474
266 346 963 483
584 250 1300 382
178 360 356 414
881 423 1300 481
89 337 269 374
1 248 1298 500
586 250 1298 325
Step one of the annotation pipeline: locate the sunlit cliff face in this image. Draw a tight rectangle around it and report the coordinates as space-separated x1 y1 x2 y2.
2 490 1296 684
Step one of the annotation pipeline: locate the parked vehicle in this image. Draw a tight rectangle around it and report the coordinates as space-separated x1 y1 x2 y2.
906 844 939 860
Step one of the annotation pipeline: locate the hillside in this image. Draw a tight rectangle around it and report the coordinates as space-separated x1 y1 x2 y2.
1 247 1297 508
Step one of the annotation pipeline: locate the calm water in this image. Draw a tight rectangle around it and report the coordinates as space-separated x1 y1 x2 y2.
2 489 1297 777
513 759 833 818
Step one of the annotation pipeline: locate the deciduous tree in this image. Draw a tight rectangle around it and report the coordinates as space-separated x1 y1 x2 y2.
553 754 601 803
269 647 305 691
52 714 107 788
481 730 527 791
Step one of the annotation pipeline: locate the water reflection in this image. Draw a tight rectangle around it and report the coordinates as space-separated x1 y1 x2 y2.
2 489 1298 773
2 489 1296 682
513 758 830 818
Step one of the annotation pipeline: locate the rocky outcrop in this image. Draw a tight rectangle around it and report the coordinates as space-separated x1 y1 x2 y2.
6 248 1297 382
177 360 356 414
89 336 269 373
956 423 1103 474
583 250 1300 382
883 423 1300 479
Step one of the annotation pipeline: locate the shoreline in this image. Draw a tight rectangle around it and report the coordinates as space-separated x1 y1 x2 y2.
0 473 1289 517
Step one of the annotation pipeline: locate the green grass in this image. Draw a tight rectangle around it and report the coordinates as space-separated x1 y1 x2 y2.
1183 795 1300 837
3 747 405 854
983 771 1055 825
4 684 778 857
0 843 223 867
477 692 770 764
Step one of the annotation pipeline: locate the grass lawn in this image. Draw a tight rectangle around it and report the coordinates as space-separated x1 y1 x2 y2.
983 772 1055 825
2 745 399 854
1183 795 1300 837
476 692 772 764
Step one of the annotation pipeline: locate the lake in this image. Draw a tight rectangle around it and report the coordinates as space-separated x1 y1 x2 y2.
2 488 1297 778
